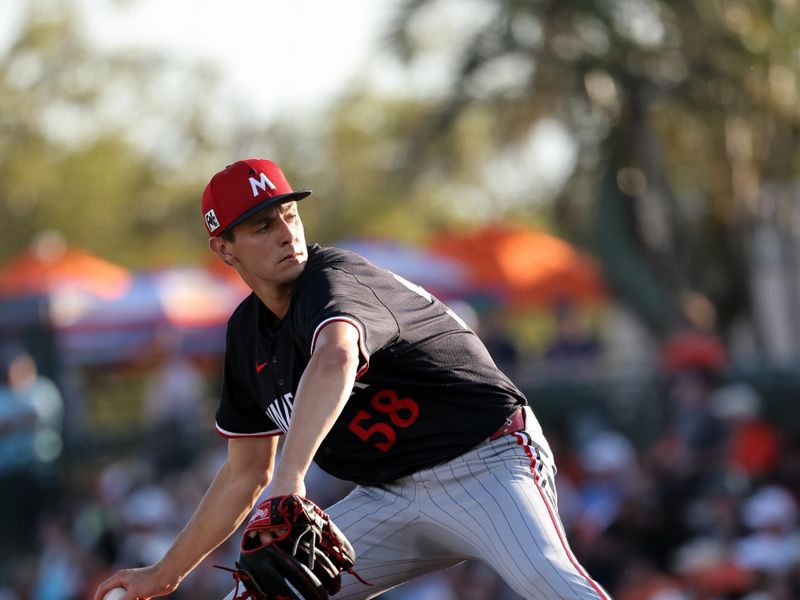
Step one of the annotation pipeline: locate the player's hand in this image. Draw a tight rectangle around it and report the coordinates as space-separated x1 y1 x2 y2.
93 565 181 600
253 474 301 546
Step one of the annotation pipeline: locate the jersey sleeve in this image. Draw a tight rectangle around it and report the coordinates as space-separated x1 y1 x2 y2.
292 267 398 378
215 330 282 438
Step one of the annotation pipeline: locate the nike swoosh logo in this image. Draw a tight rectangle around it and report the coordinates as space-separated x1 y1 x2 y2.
256 361 268 374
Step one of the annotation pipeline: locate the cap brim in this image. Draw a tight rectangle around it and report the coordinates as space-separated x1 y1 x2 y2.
222 190 312 234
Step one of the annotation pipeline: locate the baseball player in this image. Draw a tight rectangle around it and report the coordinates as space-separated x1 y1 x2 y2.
95 159 611 600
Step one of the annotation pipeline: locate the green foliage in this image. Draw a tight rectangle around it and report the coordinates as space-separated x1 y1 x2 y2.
382 0 800 336
2 0 798 345
292 91 556 251
0 2 224 267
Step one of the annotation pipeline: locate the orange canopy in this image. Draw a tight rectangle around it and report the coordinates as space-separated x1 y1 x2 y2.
204 256 252 297
155 267 249 328
0 245 131 300
429 224 606 307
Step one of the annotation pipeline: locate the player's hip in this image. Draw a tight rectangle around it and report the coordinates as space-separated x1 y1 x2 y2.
414 406 556 482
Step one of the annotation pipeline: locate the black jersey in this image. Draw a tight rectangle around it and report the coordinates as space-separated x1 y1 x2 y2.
216 245 526 485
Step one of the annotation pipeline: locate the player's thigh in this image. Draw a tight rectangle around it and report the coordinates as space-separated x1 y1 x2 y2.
423 434 610 600
326 482 463 600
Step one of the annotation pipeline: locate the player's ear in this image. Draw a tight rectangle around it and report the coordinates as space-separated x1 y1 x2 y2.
209 236 236 266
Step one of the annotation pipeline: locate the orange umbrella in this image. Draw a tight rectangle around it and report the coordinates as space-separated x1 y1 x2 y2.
155 267 249 328
204 257 252 298
0 242 131 300
429 224 606 307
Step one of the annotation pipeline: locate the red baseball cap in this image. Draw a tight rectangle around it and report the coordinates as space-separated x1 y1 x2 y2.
201 159 312 237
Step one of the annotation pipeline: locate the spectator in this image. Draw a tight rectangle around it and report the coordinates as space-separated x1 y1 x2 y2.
671 537 756 599
0 346 38 475
665 372 728 478
31 518 82 600
474 309 520 377
541 300 602 376
710 382 781 480
0 345 39 559
142 335 206 471
4 347 64 471
614 557 688 600
732 485 800 575
660 291 727 376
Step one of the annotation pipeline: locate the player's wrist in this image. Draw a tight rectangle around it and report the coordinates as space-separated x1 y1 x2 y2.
267 471 306 498
150 557 186 591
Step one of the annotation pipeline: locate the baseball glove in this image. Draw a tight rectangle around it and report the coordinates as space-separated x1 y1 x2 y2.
221 495 362 600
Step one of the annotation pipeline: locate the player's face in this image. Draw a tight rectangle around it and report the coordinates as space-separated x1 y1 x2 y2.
224 202 308 287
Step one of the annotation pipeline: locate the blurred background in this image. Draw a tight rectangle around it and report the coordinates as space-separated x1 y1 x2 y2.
1 0 800 598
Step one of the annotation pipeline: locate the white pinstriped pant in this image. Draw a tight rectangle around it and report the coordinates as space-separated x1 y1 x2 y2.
327 407 611 600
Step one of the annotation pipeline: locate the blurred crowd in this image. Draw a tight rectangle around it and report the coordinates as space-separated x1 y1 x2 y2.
384 369 800 600
2 308 800 600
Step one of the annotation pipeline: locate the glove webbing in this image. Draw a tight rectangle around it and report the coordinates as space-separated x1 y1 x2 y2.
213 564 293 600
288 513 371 587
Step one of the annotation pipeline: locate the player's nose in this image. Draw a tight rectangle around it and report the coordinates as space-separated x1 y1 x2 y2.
275 214 294 243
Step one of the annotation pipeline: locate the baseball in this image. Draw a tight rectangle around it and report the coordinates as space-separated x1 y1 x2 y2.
102 588 126 600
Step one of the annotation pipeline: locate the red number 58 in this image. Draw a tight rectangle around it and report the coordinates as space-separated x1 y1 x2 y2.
347 389 420 452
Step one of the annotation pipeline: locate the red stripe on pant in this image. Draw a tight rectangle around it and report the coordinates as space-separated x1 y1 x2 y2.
513 432 612 600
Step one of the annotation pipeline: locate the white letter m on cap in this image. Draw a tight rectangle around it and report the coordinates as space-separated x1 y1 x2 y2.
249 172 277 197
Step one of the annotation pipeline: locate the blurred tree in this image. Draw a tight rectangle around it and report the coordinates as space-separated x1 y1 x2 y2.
276 90 564 251
0 1 229 267
294 94 472 245
381 0 800 340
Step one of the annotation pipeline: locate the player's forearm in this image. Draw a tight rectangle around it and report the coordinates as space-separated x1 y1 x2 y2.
154 459 269 585
272 345 359 492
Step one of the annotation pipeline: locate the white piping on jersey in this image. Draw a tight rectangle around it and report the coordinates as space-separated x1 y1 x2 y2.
310 316 370 379
215 422 283 438
350 381 370 398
